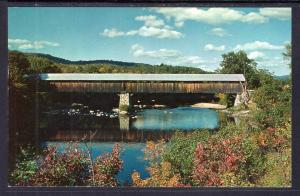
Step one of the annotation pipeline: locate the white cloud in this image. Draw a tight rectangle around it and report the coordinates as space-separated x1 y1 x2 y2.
165 55 210 71
209 27 231 37
34 41 60 48
131 44 181 59
135 15 165 27
204 44 226 51
241 12 267 23
102 14 183 39
135 26 183 39
18 44 36 50
8 38 30 45
259 8 291 20
8 38 60 50
248 51 265 61
174 21 184 28
174 55 206 65
153 8 267 27
101 26 183 39
126 30 138 36
256 56 289 71
245 52 290 75
235 41 284 51
152 8 291 27
131 44 207 68
102 28 126 38
131 43 144 52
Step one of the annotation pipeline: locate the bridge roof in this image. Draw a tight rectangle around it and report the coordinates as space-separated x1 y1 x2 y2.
38 73 245 82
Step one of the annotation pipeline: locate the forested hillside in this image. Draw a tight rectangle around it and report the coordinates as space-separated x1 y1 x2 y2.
23 52 209 74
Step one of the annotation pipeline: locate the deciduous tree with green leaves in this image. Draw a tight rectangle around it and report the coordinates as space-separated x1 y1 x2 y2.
27 55 61 73
218 50 261 89
282 43 291 69
8 50 31 88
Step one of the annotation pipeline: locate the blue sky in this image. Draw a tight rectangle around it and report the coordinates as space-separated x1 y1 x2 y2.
8 7 291 75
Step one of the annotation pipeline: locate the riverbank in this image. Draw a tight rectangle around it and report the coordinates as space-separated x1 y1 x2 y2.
191 103 226 110
221 108 251 117
220 101 257 118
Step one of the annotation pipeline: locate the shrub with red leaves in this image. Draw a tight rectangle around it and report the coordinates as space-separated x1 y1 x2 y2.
32 146 90 186
257 126 289 153
10 144 123 186
192 136 243 186
93 144 123 187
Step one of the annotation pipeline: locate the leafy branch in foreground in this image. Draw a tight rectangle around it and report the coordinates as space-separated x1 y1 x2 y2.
10 143 122 187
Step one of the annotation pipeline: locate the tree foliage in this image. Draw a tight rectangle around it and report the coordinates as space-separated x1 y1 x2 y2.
137 123 267 187
9 51 37 143
219 50 261 89
27 55 61 73
131 140 187 187
282 43 291 69
192 137 246 186
93 144 123 187
252 78 291 129
55 63 208 74
8 50 31 88
24 52 208 74
10 144 123 186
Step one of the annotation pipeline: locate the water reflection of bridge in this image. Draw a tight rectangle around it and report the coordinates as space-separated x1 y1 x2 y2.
39 111 202 142
40 128 186 142
39 107 226 143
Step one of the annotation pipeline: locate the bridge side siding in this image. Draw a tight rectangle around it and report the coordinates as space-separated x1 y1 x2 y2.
44 81 243 94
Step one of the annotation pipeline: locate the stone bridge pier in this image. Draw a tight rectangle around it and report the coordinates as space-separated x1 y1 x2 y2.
234 90 252 107
118 92 132 113
234 92 246 107
119 114 130 131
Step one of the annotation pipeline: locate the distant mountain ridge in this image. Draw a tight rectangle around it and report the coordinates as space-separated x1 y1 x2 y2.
22 52 209 74
25 52 152 67
23 52 289 78
274 75 290 81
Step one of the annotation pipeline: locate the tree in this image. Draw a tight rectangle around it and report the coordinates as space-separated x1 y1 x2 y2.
282 43 291 69
27 55 61 73
252 78 291 128
8 50 31 87
8 51 36 149
219 51 261 89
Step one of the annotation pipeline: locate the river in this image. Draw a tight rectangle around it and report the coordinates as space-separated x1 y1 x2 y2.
36 105 225 185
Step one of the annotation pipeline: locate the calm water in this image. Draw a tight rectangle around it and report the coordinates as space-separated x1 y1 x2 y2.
40 107 221 185
133 107 219 130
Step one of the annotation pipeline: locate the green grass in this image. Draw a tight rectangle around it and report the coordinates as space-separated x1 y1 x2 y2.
258 147 291 187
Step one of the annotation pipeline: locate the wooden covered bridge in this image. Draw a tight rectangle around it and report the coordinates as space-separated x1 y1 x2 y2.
37 73 246 110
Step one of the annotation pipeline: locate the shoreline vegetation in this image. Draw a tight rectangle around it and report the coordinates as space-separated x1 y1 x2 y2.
8 47 291 187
